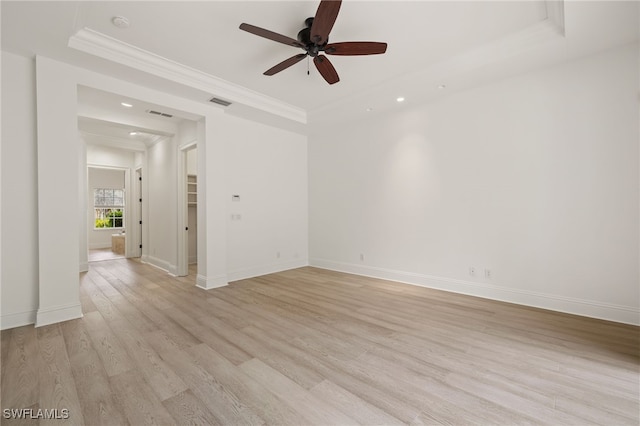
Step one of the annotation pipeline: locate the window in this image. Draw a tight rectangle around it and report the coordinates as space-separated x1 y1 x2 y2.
94 188 124 229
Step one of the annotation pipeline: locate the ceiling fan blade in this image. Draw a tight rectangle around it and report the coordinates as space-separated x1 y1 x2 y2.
314 55 339 85
324 41 387 56
264 54 307 76
239 23 303 48
310 0 342 45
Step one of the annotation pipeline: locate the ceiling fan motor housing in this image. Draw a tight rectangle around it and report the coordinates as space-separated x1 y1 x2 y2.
297 18 327 57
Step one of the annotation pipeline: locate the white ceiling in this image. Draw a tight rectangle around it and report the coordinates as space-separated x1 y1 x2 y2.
72 0 547 110
2 1 638 134
79 116 167 151
77 85 191 149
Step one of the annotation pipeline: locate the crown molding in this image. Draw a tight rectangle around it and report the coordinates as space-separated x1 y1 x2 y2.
69 28 307 124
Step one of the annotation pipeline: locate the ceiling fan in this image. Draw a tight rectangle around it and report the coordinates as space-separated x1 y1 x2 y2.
239 0 387 85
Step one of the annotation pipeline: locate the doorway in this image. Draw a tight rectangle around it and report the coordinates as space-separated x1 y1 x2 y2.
177 142 197 276
77 86 209 283
87 166 128 263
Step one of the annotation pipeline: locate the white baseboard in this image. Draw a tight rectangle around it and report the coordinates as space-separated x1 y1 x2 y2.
189 255 197 265
79 262 89 273
1 309 37 330
143 255 177 276
196 273 228 290
309 258 640 326
35 303 83 328
227 258 309 283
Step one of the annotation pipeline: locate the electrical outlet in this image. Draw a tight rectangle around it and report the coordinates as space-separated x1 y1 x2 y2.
469 266 476 277
360 253 365 262
276 251 280 259
484 268 492 279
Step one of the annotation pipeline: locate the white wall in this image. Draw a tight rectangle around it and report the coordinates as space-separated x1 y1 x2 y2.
309 43 640 325
89 167 125 189
141 119 199 275
179 120 197 148
222 114 308 281
35 56 83 326
88 167 126 249
79 142 88 272
134 151 144 169
187 147 197 175
1 52 38 329
0 15 3 326
146 135 178 272
141 107 309 282
87 143 137 168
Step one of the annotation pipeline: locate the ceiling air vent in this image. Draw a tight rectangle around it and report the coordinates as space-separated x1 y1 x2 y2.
146 109 173 118
209 97 232 107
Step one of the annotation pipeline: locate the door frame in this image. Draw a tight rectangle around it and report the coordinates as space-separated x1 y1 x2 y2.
177 140 197 276
133 166 144 258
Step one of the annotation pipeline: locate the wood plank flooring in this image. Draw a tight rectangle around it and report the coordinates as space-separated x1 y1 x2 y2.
88 248 124 263
2 259 639 425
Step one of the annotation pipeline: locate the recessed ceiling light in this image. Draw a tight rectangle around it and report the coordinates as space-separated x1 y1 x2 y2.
112 16 130 29
438 84 447 90
121 102 133 108
129 131 138 136
396 97 405 103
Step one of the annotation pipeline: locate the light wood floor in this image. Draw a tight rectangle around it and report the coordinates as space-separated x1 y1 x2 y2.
2 259 638 425
88 248 125 263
